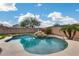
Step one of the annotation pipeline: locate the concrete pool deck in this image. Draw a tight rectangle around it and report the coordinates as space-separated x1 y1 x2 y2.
0 36 79 56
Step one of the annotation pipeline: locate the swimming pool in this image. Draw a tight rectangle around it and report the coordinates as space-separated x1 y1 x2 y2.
6 35 68 55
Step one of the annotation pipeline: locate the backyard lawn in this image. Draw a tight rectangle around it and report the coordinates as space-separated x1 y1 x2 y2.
0 34 12 39
0 34 8 39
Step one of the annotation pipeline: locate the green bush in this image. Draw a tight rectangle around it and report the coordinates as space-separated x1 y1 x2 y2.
0 36 5 39
0 34 8 39
44 27 52 34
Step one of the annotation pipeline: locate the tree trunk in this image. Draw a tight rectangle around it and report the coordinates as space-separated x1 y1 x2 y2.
71 31 76 40
37 26 39 31
63 31 69 39
67 30 72 40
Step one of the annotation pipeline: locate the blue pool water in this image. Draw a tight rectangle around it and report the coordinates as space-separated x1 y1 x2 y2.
6 35 68 54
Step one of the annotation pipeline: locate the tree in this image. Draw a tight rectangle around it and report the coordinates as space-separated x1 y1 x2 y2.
20 18 30 27
30 17 40 28
60 24 79 40
20 17 40 28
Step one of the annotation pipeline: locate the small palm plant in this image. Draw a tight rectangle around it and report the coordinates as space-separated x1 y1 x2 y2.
60 24 79 40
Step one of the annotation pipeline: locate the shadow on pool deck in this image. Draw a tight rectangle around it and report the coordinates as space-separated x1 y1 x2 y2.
0 48 2 54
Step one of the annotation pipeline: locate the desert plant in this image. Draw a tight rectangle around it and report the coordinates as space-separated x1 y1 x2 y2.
60 24 79 40
44 27 52 34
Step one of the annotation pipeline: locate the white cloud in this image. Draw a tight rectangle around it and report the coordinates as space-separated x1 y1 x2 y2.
75 9 79 12
0 3 17 11
37 3 42 7
39 20 54 28
48 12 63 19
59 16 78 25
48 11 79 25
0 21 12 27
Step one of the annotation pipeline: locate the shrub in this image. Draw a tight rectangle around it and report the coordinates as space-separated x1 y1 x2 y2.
0 36 5 39
44 27 52 34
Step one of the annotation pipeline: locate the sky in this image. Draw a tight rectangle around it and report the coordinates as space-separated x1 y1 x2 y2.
0 3 79 27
